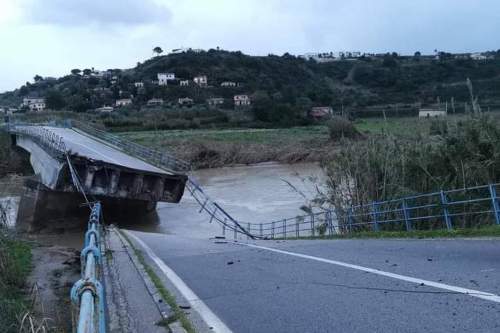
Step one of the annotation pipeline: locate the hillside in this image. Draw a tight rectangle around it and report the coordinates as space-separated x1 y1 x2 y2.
2 49 500 128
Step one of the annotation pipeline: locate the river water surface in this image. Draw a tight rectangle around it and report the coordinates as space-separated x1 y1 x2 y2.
118 162 324 238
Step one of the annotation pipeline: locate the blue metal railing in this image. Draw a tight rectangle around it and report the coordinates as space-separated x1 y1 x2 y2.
234 183 500 239
70 203 106 333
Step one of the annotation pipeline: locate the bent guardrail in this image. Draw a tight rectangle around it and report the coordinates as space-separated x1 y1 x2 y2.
71 202 106 333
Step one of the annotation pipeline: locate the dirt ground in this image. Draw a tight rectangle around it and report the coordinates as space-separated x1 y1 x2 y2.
26 242 81 332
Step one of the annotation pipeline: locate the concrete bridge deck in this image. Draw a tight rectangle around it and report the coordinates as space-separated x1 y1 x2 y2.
46 127 169 175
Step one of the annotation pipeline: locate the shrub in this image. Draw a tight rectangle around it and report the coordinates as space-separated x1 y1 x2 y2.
328 116 361 141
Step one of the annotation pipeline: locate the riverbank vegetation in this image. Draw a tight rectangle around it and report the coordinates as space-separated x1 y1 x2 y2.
0 212 33 333
117 126 334 168
317 81 500 231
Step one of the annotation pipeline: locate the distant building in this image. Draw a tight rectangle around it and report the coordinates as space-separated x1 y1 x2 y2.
116 99 132 107
170 47 205 54
234 95 251 108
194 75 208 87
158 73 175 85
178 97 194 106
29 102 46 112
93 87 110 92
309 107 333 120
180 80 190 86
44 77 57 81
134 82 144 88
147 98 164 106
96 106 114 113
221 81 236 87
22 97 45 106
470 53 487 61
207 97 225 107
419 109 446 117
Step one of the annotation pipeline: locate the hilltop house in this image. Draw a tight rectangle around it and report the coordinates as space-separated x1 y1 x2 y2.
180 80 190 86
116 99 132 107
158 73 175 85
309 107 333 120
178 97 194 106
221 81 236 87
234 95 251 108
29 101 46 112
194 76 208 87
207 97 224 107
147 98 164 106
134 82 144 88
22 97 45 106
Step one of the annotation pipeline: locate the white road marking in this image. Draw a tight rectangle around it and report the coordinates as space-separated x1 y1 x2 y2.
125 231 233 333
235 242 500 303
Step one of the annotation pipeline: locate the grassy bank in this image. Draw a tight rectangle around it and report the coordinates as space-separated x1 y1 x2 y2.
279 225 500 240
117 125 334 168
0 232 32 333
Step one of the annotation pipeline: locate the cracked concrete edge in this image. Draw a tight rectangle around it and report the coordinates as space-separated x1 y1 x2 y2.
110 227 188 333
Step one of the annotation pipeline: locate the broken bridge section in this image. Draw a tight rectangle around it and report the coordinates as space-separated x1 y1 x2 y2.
7 122 188 223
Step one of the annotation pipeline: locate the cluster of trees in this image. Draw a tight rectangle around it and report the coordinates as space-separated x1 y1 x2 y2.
2 49 500 126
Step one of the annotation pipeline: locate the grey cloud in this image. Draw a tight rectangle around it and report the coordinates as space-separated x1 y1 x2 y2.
23 0 171 26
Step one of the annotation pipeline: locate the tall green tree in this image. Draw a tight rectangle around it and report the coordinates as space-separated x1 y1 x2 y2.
153 46 163 57
71 69 81 75
45 89 66 110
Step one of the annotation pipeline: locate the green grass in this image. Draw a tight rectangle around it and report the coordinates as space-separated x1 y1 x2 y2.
278 225 500 240
355 117 432 137
116 125 332 168
0 234 33 333
118 230 196 333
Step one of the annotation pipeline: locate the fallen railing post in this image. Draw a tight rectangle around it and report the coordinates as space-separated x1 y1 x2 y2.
440 190 453 230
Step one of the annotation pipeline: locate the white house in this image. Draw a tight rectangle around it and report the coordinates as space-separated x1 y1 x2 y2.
221 81 236 87
419 109 446 117
134 82 144 88
471 53 487 61
22 97 45 106
29 102 46 112
207 97 225 107
158 73 175 85
180 80 190 86
194 75 208 87
116 99 132 107
234 95 251 107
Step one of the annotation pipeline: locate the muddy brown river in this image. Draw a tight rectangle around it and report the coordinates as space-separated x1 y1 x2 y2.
119 162 324 238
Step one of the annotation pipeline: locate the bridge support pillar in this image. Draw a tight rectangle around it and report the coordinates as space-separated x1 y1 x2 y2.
16 179 87 232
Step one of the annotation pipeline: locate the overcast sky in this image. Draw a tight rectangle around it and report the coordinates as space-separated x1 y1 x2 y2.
0 0 499 92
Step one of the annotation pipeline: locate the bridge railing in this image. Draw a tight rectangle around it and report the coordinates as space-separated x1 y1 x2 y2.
70 202 106 333
72 121 191 175
231 183 500 239
6 122 67 157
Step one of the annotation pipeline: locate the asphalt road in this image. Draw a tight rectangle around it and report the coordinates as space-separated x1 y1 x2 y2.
125 231 500 333
46 127 168 174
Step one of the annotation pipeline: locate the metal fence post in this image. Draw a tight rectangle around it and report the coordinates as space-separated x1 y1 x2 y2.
348 207 354 233
271 221 275 239
283 219 286 238
403 199 411 231
260 223 263 238
295 217 299 238
328 210 333 235
372 202 379 231
233 221 237 239
310 214 315 236
222 218 226 236
489 184 500 224
440 190 453 230
247 223 251 240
